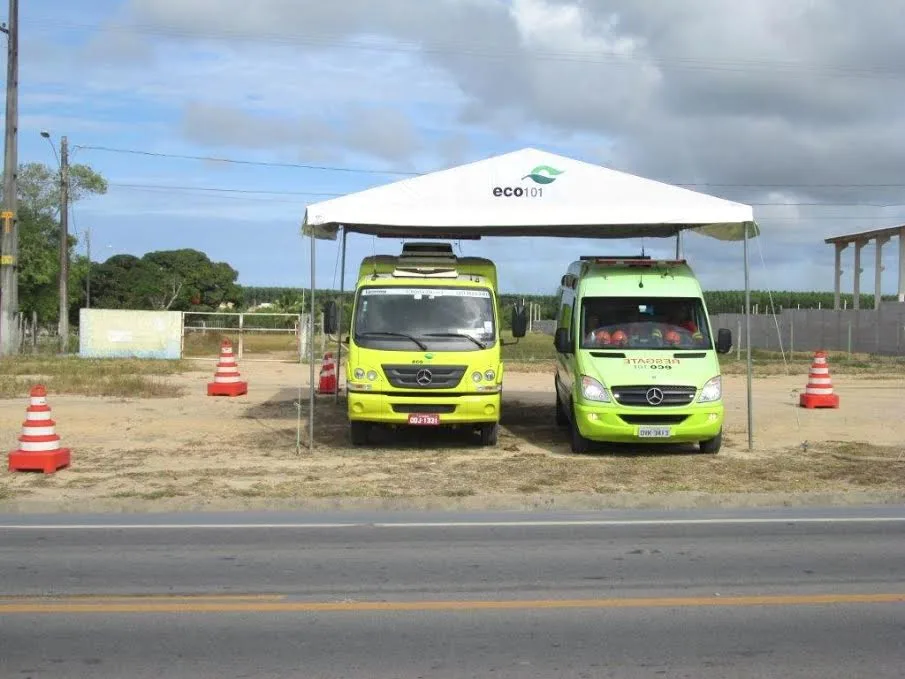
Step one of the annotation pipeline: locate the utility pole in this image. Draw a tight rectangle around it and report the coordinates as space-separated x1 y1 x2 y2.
0 0 19 356
58 136 69 352
85 227 91 309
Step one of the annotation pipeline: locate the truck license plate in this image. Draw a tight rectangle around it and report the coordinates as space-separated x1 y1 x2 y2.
408 413 440 426
638 426 671 438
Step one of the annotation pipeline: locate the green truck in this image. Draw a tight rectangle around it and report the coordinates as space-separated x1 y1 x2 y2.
324 242 526 447
553 256 733 454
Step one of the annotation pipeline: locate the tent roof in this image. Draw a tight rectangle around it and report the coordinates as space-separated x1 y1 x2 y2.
302 147 758 242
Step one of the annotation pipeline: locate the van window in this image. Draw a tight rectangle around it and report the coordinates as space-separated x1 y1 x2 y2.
580 297 711 350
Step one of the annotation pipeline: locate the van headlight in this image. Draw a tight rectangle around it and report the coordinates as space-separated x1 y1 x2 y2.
581 375 611 403
698 376 722 403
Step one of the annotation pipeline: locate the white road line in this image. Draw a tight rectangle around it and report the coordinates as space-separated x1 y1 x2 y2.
0 517 904 530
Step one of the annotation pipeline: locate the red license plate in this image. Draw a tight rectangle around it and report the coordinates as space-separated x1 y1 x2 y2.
408 413 440 426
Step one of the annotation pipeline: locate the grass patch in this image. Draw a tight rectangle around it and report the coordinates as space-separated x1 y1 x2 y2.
183 332 297 358
0 356 189 399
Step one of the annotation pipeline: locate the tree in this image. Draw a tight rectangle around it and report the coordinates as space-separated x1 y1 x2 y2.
0 161 108 323
91 249 242 312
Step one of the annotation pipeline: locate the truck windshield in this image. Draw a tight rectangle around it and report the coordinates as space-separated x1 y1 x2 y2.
580 296 712 350
354 286 496 351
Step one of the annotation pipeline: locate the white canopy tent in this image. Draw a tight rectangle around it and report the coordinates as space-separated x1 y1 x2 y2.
300 148 760 450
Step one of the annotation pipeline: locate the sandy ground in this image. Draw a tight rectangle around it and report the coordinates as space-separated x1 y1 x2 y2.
2 361 904 513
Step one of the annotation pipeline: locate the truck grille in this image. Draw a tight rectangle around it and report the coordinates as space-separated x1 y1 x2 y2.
611 385 697 407
620 414 689 425
382 365 467 389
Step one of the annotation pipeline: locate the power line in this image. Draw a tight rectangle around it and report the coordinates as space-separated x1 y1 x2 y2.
108 182 341 197
74 145 421 176
76 145 905 190
28 18 905 81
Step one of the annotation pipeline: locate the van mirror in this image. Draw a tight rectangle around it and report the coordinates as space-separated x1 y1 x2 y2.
716 328 732 354
323 300 339 335
511 304 528 339
554 327 572 354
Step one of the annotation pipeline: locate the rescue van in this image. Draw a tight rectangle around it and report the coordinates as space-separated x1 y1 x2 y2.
324 242 527 446
553 256 733 454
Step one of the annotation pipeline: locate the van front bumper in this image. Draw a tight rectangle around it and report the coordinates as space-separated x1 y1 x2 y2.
347 390 501 425
574 402 724 443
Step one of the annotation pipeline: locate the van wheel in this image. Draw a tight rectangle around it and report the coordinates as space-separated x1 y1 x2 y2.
555 388 568 427
478 423 499 446
350 421 370 446
569 403 591 454
699 431 722 455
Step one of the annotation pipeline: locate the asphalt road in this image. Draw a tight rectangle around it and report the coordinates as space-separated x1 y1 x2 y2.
2 506 905 678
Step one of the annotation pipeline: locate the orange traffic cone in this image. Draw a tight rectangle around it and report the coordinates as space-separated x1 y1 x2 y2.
207 339 248 397
799 350 840 409
8 385 71 474
317 352 337 395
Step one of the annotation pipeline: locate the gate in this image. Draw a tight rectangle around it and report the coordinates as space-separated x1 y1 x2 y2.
181 311 305 362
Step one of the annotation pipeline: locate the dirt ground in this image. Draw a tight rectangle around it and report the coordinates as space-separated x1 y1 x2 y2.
2 360 904 513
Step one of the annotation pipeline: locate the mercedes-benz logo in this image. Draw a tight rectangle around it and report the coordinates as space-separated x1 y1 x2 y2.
416 369 433 386
645 387 664 405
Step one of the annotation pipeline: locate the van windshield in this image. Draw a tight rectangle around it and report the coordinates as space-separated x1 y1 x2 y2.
354 286 496 351
580 297 712 350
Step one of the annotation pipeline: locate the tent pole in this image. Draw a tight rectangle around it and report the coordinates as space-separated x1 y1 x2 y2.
335 228 347 405
309 228 316 450
744 223 753 451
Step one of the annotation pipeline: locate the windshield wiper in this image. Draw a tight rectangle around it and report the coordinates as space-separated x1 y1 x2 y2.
357 331 427 350
422 332 487 349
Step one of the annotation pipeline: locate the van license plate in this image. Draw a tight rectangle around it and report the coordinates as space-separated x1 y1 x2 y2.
638 426 671 438
408 414 440 426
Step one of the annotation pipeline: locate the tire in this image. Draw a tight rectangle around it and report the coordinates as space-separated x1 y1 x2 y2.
350 421 370 446
699 430 722 455
555 387 568 427
477 423 499 447
569 403 591 454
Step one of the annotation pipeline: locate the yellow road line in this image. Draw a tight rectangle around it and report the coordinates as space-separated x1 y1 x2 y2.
1 593 903 615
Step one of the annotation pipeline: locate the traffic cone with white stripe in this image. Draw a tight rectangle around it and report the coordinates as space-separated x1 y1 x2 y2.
317 352 337 395
799 350 840 409
207 338 248 396
8 385 71 474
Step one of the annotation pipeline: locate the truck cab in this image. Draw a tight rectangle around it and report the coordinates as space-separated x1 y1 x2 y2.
553 256 733 454
326 242 526 447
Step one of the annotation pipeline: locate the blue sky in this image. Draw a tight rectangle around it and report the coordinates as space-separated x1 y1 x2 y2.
5 0 905 296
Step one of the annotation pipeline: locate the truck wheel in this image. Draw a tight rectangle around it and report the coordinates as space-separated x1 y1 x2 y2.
569 403 591 454
699 431 722 455
478 423 499 446
555 388 568 427
350 421 370 446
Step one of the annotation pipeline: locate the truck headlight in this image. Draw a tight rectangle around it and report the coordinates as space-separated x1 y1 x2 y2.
581 375 611 403
353 368 365 380
484 369 496 381
698 376 722 403
366 370 378 382
472 371 483 383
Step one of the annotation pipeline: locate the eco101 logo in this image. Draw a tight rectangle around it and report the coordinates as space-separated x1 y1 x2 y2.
492 165 564 198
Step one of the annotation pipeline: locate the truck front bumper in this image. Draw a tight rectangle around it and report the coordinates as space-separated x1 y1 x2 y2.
347 390 501 425
574 402 723 443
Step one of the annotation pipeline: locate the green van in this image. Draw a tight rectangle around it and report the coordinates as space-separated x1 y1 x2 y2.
553 256 733 454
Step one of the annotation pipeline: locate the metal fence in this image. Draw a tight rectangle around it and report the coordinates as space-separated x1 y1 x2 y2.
182 311 305 362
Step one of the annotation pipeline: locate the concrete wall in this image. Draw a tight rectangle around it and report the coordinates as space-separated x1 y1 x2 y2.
711 302 905 356
79 309 183 359
531 303 905 356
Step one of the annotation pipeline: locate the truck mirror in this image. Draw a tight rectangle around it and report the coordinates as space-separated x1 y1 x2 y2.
511 304 528 338
554 327 572 354
716 328 732 354
323 300 339 335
